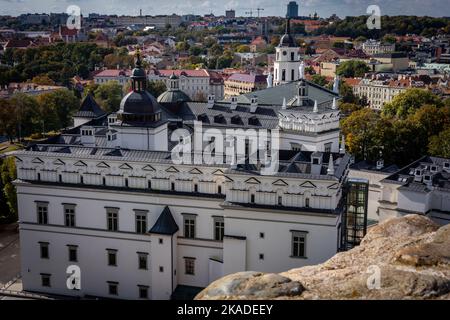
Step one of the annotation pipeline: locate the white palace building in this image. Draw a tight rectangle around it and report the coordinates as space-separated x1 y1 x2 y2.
13 23 353 300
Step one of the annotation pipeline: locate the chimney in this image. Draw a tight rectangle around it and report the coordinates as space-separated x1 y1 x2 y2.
376 159 384 170
230 96 238 110
313 100 318 113
311 152 323 175
414 168 423 182
250 96 258 113
339 135 346 154
207 94 215 108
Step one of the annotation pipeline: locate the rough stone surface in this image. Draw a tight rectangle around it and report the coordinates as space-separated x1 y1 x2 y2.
196 215 450 300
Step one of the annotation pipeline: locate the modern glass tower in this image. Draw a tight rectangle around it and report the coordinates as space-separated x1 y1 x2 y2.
286 1 299 18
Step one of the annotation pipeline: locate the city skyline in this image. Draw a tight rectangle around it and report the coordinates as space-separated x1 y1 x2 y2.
0 0 449 18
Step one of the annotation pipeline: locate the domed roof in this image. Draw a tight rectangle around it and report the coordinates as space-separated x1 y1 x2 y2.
117 47 162 119
279 18 296 48
132 67 146 78
119 90 161 115
157 89 191 105
279 33 295 47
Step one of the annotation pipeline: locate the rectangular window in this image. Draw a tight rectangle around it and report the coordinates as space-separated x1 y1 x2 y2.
138 285 149 299
106 209 119 231
183 215 196 239
171 182 175 191
135 211 147 234
250 194 255 204
282 69 286 81
68 245 78 262
214 217 224 241
107 249 117 266
64 204 76 227
291 231 307 258
108 282 118 295
278 196 283 206
305 198 310 208
138 253 148 270
37 203 48 224
184 257 195 275
39 242 49 259
41 274 51 287
291 69 294 81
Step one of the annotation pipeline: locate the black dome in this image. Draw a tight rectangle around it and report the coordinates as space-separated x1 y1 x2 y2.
279 18 296 47
157 89 191 105
132 67 146 78
119 91 161 115
116 47 163 123
279 34 295 47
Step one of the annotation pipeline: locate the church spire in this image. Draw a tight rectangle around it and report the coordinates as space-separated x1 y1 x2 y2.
285 17 291 35
131 46 147 92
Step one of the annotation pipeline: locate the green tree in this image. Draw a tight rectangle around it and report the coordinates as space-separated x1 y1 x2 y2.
236 45 250 53
176 41 190 52
37 89 80 130
0 157 17 221
31 74 56 85
339 102 363 117
94 81 123 112
336 60 370 78
310 74 329 87
341 108 381 160
0 99 17 142
428 127 450 158
9 93 39 139
382 89 443 119
147 81 168 97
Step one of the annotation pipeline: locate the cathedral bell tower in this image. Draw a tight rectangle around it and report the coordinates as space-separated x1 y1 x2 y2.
274 18 301 86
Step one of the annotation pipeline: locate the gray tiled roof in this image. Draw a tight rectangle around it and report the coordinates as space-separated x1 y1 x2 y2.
221 79 338 106
178 102 280 129
382 156 450 192
149 206 179 235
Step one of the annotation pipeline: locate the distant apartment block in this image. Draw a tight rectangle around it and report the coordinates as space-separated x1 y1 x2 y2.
361 39 396 56
224 73 267 97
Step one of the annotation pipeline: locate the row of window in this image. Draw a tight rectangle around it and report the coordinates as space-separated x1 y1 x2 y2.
39 241 197 283
36 203 226 241
40 273 150 299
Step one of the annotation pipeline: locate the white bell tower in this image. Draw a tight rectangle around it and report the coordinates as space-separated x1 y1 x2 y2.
274 18 301 86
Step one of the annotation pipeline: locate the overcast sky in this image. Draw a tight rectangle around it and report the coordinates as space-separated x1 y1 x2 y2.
0 0 448 17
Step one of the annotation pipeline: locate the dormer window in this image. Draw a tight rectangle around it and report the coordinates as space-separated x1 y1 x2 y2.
430 165 438 173
444 162 450 169
248 116 259 126
81 129 93 136
415 169 422 175
231 115 242 125
197 114 208 123
424 175 431 182
214 114 226 124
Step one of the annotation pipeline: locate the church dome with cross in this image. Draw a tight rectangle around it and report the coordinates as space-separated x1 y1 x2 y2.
118 48 162 123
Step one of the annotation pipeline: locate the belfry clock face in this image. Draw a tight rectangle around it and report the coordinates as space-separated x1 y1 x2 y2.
283 51 287 56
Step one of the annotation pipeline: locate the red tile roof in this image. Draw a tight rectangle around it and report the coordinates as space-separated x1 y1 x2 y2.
4 39 34 49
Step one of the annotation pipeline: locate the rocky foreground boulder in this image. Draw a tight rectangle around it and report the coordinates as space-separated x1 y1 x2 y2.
196 215 450 300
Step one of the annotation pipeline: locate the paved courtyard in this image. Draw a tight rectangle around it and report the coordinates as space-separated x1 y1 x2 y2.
0 223 21 289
